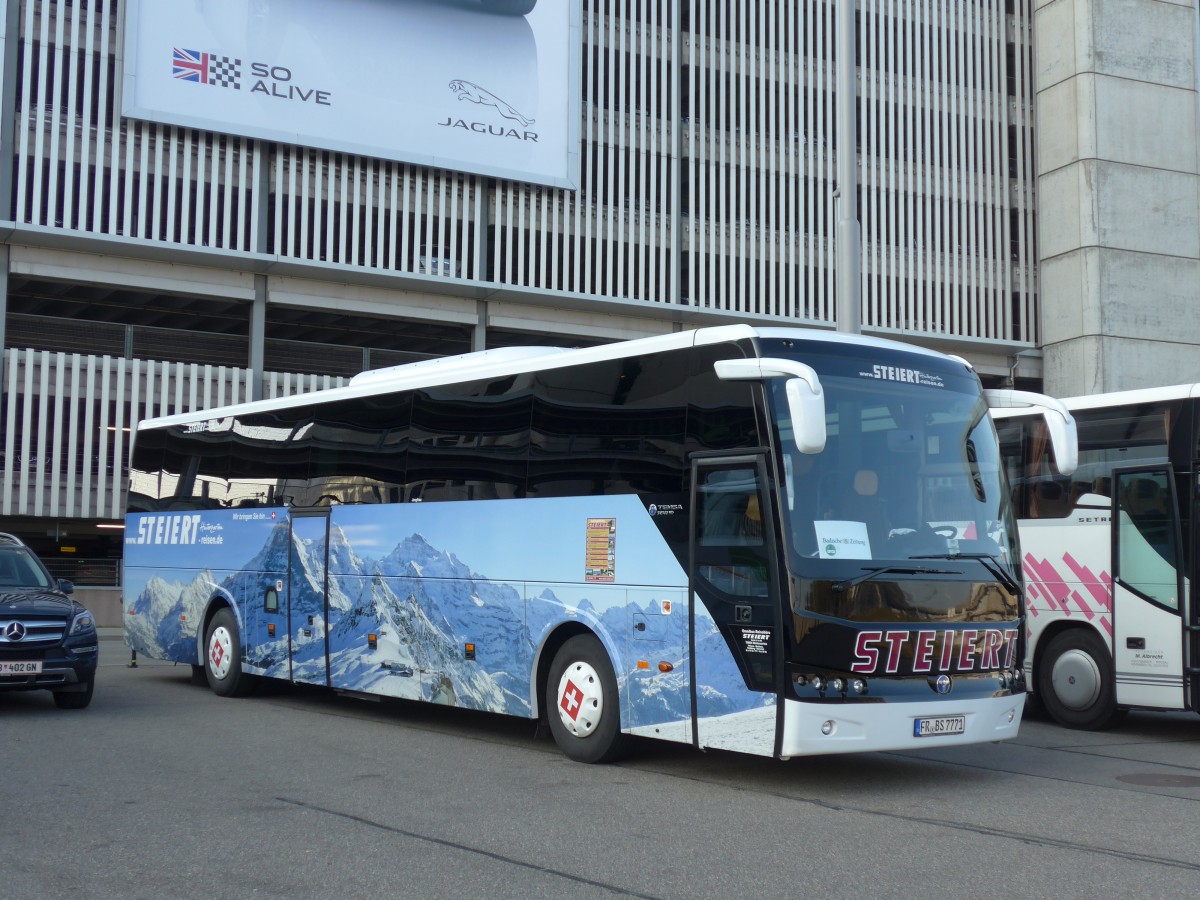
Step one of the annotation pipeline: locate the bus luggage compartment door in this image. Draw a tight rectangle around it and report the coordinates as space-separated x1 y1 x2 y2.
287 509 333 687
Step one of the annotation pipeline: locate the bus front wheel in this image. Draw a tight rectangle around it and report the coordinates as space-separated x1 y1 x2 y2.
546 635 628 763
205 608 257 698
1038 630 1123 730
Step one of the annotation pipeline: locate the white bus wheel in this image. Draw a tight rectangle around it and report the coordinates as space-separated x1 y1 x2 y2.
546 635 628 764
1038 630 1123 730
205 608 258 698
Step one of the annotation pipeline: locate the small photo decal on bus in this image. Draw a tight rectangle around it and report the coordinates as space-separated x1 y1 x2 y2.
585 517 616 582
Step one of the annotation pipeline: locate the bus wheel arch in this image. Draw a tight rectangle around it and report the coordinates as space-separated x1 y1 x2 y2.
539 628 628 764
1036 626 1124 730
202 602 258 698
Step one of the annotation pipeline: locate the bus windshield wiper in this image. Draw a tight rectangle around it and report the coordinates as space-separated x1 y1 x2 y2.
831 565 960 593
909 552 1019 595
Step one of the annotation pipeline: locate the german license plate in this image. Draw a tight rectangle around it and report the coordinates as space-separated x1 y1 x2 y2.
0 660 43 675
914 715 965 737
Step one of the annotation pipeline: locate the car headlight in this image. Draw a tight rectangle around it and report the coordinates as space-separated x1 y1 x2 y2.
69 611 96 635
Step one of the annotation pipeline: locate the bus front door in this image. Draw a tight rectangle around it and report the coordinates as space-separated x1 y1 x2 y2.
1111 468 1187 710
287 509 332 687
689 455 784 758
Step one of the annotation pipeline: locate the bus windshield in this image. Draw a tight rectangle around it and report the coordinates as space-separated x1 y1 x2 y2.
764 342 1018 576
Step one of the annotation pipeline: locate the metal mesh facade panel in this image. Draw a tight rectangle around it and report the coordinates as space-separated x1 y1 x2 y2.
8 0 1039 342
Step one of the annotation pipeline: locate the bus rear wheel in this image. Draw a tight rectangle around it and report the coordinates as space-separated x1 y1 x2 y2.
1038 630 1123 730
546 635 628 764
205 608 257 698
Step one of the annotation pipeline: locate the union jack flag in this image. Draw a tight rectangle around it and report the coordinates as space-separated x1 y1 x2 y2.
172 48 209 84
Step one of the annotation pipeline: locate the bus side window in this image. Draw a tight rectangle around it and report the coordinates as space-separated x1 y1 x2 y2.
1030 479 1071 518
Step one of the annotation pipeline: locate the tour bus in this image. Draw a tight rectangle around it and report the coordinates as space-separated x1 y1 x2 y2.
993 384 1199 729
123 325 1074 763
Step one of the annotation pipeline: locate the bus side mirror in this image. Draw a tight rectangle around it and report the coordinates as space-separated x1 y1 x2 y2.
714 357 827 454
986 389 1079 476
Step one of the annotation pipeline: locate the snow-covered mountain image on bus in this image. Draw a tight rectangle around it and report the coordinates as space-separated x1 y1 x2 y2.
124 496 769 733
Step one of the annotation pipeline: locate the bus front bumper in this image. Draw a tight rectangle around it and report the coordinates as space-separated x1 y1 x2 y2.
779 692 1025 758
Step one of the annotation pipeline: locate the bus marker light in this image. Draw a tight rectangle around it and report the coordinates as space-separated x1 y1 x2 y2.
810 676 825 692
464 643 476 660
658 662 674 673
367 633 377 649
637 660 650 669
830 678 845 693
268 623 276 637
820 720 835 736
851 679 867 694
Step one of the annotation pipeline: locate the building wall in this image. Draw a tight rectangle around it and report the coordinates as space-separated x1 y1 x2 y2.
1035 0 1200 395
12 0 1177 577
3 0 1042 356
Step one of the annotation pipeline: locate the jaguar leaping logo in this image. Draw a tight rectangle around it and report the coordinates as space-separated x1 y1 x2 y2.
448 80 534 127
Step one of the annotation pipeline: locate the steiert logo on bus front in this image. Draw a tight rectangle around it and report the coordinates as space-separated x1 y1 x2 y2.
865 365 945 388
128 514 206 546
852 627 1018 675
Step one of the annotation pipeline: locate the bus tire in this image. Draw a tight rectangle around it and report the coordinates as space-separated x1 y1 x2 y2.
205 608 257 698
1038 629 1121 730
546 635 628 764
480 0 537 14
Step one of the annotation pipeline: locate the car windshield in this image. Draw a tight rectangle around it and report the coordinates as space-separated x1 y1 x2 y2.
0 547 54 590
763 340 1019 576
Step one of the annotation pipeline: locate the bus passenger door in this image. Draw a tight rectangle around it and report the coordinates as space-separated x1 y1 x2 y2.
1111 468 1186 710
689 455 783 757
287 509 332 687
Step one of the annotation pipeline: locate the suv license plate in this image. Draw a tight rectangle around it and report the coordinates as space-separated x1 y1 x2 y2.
914 715 965 738
0 660 43 675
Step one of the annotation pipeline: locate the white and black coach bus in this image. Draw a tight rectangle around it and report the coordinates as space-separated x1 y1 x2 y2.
123 325 1074 762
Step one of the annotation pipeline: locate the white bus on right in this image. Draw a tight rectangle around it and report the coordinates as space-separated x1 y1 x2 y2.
992 384 1199 729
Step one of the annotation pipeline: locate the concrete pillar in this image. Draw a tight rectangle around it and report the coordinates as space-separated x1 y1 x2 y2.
250 276 267 400
0 245 8 353
1035 0 1200 396
472 300 487 352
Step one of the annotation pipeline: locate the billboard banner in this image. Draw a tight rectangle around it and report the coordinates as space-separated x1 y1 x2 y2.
122 0 579 188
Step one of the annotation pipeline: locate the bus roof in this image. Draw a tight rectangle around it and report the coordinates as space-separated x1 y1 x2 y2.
1060 383 1200 412
136 324 962 431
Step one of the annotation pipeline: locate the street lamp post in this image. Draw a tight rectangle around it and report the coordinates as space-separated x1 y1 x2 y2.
835 0 862 334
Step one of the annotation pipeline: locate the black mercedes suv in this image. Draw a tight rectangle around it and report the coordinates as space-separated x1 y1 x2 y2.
0 533 97 708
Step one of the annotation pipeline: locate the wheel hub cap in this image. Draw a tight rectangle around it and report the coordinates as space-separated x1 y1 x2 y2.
208 626 233 680
1051 648 1101 710
556 660 604 738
